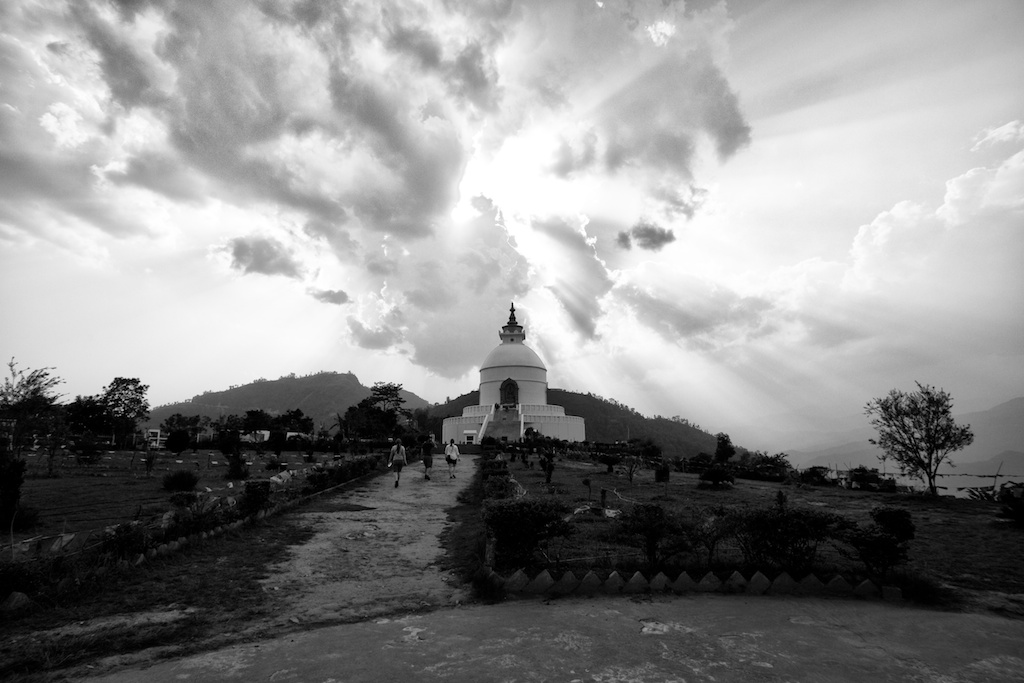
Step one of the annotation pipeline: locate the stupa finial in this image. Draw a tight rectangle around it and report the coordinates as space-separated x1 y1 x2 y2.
508 302 517 324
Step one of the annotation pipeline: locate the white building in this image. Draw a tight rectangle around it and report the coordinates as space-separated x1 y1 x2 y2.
442 304 586 444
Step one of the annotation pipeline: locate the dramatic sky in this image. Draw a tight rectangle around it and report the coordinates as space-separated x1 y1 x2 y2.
2 0 1022 449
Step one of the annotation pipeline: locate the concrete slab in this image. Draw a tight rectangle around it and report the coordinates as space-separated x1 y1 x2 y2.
85 595 1024 682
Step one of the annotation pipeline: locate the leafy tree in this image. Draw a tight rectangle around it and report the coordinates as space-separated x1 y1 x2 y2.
865 382 974 496
274 408 313 433
343 397 397 439
714 432 735 463
160 413 200 435
101 377 150 449
0 359 63 528
370 381 406 413
65 394 111 436
166 429 191 456
242 409 273 433
0 358 64 458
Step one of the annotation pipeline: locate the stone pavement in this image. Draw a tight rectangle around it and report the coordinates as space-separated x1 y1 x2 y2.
86 595 1024 682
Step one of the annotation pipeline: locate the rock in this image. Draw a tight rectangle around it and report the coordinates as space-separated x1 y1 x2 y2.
1 591 35 614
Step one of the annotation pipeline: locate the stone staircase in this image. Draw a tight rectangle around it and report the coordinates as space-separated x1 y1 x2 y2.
481 405 521 442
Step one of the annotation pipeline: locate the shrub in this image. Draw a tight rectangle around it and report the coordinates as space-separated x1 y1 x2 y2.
686 505 733 568
837 506 915 579
699 465 734 488
165 429 190 455
101 521 149 560
618 503 690 570
732 496 843 573
482 498 573 570
480 459 509 480
0 458 26 529
799 466 833 486
8 504 40 532
239 480 272 517
484 476 520 499
162 469 200 492
598 454 621 473
998 483 1024 527
225 452 249 480
165 492 231 538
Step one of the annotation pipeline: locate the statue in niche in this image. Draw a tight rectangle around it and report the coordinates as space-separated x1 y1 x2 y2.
500 378 519 405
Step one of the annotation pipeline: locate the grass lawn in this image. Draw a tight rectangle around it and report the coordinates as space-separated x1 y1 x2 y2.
12 449 329 543
493 454 1024 599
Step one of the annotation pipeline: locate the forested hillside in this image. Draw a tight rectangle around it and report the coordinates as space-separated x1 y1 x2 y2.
146 372 429 431
430 389 716 458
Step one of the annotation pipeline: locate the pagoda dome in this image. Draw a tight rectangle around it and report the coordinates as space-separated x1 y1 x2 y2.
480 342 546 373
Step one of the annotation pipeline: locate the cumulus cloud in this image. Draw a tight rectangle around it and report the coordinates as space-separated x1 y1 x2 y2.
309 288 350 305
226 236 303 278
618 280 773 351
971 120 1024 151
617 220 676 251
347 317 403 350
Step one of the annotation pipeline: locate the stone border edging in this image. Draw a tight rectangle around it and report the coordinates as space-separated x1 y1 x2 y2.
481 568 903 601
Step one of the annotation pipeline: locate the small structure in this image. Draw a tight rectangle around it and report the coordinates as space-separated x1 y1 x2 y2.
442 303 585 444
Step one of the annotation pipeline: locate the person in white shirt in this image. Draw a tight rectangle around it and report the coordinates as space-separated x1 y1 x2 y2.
444 439 460 479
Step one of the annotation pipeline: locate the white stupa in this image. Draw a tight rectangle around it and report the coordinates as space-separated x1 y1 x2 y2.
441 303 586 444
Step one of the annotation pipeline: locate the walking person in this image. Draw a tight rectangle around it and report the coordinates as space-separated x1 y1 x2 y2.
444 438 460 479
388 438 407 488
420 437 435 480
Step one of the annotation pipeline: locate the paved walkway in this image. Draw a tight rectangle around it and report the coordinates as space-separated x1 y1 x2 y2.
85 454 1024 682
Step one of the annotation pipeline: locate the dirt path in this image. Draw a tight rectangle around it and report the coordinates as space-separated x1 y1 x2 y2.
256 455 477 628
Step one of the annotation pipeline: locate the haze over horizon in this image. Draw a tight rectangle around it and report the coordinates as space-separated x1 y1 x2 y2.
3 1 1022 450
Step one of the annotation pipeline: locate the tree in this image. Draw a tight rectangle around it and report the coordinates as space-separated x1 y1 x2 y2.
865 382 974 496
344 397 398 439
0 358 64 459
0 359 63 528
714 432 735 464
166 429 191 456
101 377 150 450
66 394 111 437
370 382 406 414
274 408 314 434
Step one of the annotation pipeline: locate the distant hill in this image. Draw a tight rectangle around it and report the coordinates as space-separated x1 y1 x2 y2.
787 397 1024 475
430 389 717 458
145 372 430 431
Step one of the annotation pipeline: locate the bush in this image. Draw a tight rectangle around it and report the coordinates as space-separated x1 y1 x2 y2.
162 469 200 492
687 505 732 569
101 521 149 560
480 459 509 480
482 498 573 570
998 483 1024 527
598 454 621 473
732 495 843 573
837 506 915 579
799 466 833 486
618 503 690 570
239 480 272 517
483 476 520 499
225 452 249 480
699 465 734 488
0 458 26 529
